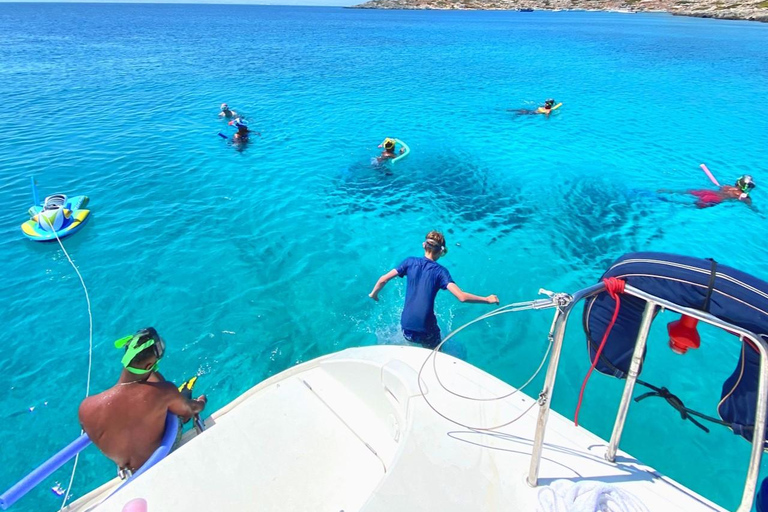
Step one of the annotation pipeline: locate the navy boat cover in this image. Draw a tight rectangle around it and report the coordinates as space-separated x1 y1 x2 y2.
583 252 768 447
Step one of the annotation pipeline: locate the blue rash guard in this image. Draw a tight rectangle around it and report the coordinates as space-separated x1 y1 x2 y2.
396 257 455 347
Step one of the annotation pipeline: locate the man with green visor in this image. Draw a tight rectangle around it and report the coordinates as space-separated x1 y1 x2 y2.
79 327 207 474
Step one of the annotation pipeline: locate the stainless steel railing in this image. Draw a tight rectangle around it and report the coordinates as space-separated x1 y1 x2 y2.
525 282 768 512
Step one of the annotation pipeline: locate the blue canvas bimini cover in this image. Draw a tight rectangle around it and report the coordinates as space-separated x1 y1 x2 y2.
583 252 768 446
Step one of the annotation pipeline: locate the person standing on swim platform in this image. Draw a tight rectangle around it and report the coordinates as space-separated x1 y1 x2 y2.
368 231 499 349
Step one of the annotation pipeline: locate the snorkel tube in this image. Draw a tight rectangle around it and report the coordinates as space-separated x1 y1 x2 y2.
30 177 39 208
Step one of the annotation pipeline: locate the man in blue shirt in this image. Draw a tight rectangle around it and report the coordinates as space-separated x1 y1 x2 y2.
368 231 499 348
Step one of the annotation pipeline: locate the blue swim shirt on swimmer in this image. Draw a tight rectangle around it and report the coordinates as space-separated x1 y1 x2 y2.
396 256 455 335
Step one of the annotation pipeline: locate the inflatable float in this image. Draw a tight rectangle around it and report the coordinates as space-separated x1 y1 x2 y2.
537 102 562 114
390 138 410 164
21 184 90 242
376 138 410 165
584 252 768 447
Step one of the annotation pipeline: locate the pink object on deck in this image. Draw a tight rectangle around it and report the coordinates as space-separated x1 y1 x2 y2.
700 164 720 187
122 498 148 512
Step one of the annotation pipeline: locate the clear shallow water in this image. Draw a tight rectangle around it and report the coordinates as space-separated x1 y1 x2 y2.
0 3 767 510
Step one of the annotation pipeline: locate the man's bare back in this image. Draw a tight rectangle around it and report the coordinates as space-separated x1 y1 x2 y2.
79 327 207 472
79 380 182 471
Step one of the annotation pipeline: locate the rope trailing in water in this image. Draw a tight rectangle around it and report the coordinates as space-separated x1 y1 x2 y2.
37 214 94 511
574 277 625 427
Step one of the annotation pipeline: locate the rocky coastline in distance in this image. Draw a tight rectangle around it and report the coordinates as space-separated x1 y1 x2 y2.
351 0 768 23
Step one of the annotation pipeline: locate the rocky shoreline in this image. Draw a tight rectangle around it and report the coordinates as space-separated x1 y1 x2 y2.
351 0 768 23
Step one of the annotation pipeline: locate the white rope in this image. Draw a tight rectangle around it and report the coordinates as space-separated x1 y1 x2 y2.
37 212 94 511
416 300 559 431
537 480 650 512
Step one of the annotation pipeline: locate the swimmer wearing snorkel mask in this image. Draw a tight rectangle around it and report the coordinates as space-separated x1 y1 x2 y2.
377 138 404 163
510 98 559 116
78 328 207 475
687 175 756 208
369 231 499 349
218 103 238 119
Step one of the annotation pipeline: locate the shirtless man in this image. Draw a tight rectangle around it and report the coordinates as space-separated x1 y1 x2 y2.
79 328 207 474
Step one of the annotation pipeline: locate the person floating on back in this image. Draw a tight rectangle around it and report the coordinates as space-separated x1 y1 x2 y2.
368 231 499 349
78 328 207 476
377 138 404 163
219 103 238 119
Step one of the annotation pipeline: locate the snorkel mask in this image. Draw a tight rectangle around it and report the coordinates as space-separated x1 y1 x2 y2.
381 138 396 151
114 327 165 375
425 237 447 256
221 104 229 111
737 175 755 195
545 99 555 108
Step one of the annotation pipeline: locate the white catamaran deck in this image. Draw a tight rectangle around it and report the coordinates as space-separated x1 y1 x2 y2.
70 345 724 512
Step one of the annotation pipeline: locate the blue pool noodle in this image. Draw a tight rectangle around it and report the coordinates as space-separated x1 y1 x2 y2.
122 413 178 484
0 413 178 509
106 413 179 501
0 434 91 510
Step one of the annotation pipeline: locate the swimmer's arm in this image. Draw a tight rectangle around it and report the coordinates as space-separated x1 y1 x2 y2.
447 283 499 305
165 384 207 421
369 269 398 301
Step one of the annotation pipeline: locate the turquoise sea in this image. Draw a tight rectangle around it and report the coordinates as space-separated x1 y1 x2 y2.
1 3 767 510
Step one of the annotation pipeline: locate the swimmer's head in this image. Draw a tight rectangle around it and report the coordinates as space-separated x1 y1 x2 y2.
545 99 555 107
114 327 166 376
221 103 229 111
423 231 447 258
383 138 396 151
736 175 755 194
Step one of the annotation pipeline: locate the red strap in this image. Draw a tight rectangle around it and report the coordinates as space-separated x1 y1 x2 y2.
574 277 625 426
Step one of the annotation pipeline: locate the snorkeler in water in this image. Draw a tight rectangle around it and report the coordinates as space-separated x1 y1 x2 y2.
662 175 756 209
219 103 238 119
228 118 260 144
511 98 559 116
377 138 404 163
368 231 499 350
690 175 756 208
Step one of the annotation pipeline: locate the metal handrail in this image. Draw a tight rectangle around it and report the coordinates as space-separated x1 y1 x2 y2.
525 282 768 512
